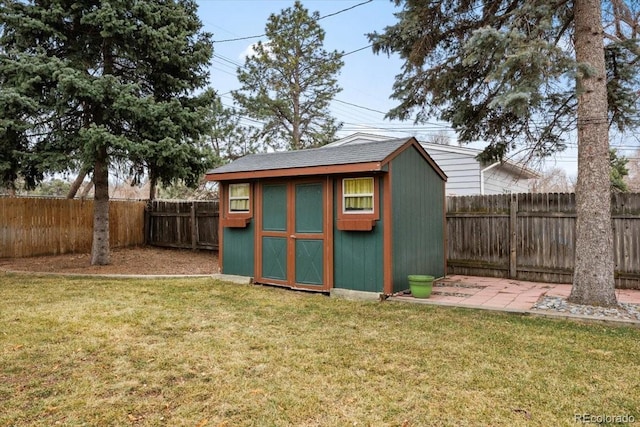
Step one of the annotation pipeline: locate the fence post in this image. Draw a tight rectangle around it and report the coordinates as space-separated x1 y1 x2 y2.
144 200 151 246
509 193 518 278
191 201 197 250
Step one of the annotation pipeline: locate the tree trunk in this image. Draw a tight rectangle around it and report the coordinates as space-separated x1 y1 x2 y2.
80 176 94 199
569 0 617 307
149 173 157 200
292 66 301 150
67 169 88 199
292 100 301 150
91 146 110 265
6 183 16 197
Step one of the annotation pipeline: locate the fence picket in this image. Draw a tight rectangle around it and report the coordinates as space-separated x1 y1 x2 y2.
145 200 219 251
0 197 146 258
447 193 640 289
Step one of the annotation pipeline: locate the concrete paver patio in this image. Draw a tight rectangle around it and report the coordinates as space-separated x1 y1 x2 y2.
390 275 640 326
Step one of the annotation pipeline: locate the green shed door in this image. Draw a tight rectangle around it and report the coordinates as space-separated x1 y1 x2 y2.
261 184 288 281
258 181 329 290
294 183 324 286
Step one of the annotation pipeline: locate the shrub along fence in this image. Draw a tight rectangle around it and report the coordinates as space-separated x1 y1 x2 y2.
0 197 146 258
447 192 640 289
145 200 219 251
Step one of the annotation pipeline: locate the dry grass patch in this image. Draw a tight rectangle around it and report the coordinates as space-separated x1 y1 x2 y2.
1 274 639 426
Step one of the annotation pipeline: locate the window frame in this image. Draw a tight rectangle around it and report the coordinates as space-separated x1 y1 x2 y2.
222 182 252 227
228 183 251 214
337 176 380 230
342 177 375 215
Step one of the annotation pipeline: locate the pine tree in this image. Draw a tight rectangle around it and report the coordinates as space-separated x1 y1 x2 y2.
205 95 259 162
369 0 640 306
0 0 214 264
232 1 344 151
570 0 617 306
610 149 629 192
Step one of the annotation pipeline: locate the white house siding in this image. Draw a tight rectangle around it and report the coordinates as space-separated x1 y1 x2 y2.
328 134 536 195
483 166 531 194
424 149 482 195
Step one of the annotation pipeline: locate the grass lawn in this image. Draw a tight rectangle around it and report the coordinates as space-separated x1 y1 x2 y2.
1 275 639 426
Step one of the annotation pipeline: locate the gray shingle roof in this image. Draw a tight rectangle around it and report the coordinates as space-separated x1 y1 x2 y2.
207 137 412 175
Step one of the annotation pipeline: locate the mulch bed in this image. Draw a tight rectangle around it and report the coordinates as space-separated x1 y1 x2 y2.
0 246 218 275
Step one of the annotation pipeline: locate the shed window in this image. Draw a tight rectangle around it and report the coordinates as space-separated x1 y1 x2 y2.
229 183 250 212
337 176 379 231
343 177 374 213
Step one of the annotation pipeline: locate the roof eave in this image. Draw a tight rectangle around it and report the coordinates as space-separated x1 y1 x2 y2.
205 161 385 182
498 161 540 179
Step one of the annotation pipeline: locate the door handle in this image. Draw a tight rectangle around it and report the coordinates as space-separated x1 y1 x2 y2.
290 235 296 239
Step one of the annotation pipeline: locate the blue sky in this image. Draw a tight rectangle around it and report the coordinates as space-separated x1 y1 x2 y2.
196 0 581 177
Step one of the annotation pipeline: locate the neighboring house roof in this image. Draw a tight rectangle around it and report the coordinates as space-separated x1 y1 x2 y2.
328 132 539 179
325 132 539 195
420 142 539 179
206 137 447 181
326 132 390 145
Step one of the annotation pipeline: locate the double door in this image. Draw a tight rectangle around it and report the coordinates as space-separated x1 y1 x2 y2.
257 181 331 291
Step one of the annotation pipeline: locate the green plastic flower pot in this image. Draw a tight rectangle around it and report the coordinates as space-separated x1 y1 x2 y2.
408 275 434 298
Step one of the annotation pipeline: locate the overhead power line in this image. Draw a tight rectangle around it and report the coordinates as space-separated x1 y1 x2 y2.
318 0 373 20
341 44 373 57
213 53 243 67
211 32 264 44
333 99 452 129
212 0 374 43
213 66 394 125
334 99 387 115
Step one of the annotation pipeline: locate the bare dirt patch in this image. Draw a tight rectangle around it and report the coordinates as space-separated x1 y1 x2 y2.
0 246 218 275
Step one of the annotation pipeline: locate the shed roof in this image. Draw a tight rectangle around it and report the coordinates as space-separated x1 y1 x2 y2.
206 137 447 181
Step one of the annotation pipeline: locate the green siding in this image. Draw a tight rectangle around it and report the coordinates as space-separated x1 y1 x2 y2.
333 179 384 292
222 221 255 276
391 146 445 293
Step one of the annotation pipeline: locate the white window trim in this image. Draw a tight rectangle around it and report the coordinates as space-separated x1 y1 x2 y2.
228 183 250 213
342 177 374 214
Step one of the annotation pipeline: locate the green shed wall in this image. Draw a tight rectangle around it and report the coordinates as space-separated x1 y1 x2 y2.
333 178 384 293
222 222 255 276
391 146 445 293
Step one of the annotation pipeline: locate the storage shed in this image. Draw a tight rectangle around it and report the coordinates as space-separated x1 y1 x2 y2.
205 137 447 296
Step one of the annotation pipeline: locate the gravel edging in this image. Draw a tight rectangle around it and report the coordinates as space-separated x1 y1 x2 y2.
532 296 640 322
388 296 640 328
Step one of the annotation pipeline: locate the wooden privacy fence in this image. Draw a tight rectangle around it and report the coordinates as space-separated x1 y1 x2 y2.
446 192 640 289
145 200 219 250
0 197 146 258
